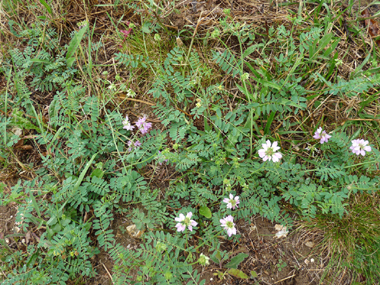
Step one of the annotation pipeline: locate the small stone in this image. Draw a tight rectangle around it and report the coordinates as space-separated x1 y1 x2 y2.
126 224 144 238
305 241 314 248
12 127 22 136
304 259 309 265
274 224 288 238
5 238 10 244
310 258 315 263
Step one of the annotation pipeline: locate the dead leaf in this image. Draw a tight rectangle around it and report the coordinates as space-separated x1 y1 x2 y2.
126 224 144 238
362 9 380 46
305 241 314 248
19 145 33 150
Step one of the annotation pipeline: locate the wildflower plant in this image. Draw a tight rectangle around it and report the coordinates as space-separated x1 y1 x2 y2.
313 127 331 144
258 140 283 162
220 216 237 237
122 115 134 131
223 194 240 210
135 116 152 134
198 254 210 266
1 12 380 285
175 212 197 232
350 139 372 156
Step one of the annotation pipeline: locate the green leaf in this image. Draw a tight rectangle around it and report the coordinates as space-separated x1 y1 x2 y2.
29 193 41 217
199 206 212 218
38 0 53 15
210 250 222 264
225 253 249 269
91 168 104 179
52 223 62 233
46 216 57 226
263 81 281 90
310 33 333 60
242 44 259 59
204 117 211 131
142 22 152 33
264 111 276 135
250 270 258 278
29 58 52 64
66 26 88 61
66 57 76 68
8 20 21 37
227 268 248 279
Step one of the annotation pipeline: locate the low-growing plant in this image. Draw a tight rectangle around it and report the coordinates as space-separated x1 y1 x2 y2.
1 6 380 285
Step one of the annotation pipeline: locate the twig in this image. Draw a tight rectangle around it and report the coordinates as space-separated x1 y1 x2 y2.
102 263 115 285
274 274 296 284
118 96 155 106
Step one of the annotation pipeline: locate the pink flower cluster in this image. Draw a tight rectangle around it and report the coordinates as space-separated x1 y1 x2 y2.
122 115 152 134
312 127 372 156
135 116 152 135
350 139 371 156
120 22 133 39
313 127 331 144
127 140 141 152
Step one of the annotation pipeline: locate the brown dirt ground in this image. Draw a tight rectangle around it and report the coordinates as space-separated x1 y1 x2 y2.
85 215 326 285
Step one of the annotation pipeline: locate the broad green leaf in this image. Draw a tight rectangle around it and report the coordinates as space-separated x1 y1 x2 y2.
225 253 249 268
66 26 88 61
29 193 41 217
8 20 21 37
47 216 57 226
242 44 258 59
38 0 53 15
91 168 104 179
210 250 222 264
227 268 248 279
29 58 52 64
263 81 281 90
310 33 333 60
204 117 211 131
199 206 212 218
142 22 152 33
66 57 76 68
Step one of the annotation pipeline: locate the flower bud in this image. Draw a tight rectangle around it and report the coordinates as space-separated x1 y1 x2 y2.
198 253 210 266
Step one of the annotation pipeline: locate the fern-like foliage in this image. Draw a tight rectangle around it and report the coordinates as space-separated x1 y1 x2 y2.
212 49 241 77
93 201 115 250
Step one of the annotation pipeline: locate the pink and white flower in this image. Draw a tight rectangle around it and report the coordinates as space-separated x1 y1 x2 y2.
220 215 236 237
175 212 197 232
127 140 141 152
223 194 240 210
122 115 134 131
135 116 152 135
350 139 371 156
258 140 282 162
313 127 331 144
157 151 168 165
